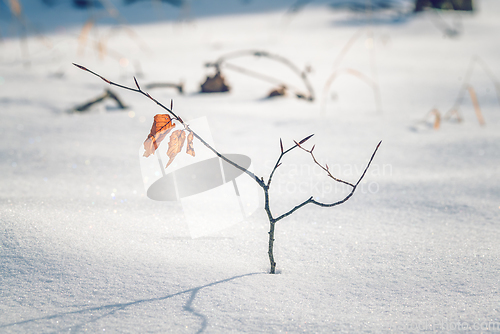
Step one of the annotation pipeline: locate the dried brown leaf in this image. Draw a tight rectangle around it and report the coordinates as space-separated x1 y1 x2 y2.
143 114 175 157
165 130 186 168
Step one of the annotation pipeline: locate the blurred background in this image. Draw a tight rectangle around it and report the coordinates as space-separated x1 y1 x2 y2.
1 0 495 116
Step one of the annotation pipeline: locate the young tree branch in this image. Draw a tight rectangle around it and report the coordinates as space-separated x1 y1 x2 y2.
73 64 381 275
267 140 382 223
73 63 182 122
73 63 264 188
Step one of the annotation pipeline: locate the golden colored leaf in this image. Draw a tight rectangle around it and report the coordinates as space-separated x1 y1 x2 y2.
143 114 175 157
165 130 186 168
186 131 195 157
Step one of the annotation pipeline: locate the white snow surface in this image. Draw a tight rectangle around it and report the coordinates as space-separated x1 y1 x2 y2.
1 0 500 332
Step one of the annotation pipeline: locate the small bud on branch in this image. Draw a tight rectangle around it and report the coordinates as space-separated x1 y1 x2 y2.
299 134 314 145
73 63 88 71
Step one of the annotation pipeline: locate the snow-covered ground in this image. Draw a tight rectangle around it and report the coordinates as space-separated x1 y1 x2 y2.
1 0 499 332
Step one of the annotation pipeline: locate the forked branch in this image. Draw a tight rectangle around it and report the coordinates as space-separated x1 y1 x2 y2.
262 136 380 274
266 139 381 223
206 50 315 101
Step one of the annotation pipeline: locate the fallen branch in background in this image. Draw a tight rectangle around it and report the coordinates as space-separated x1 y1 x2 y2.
73 89 127 112
74 63 381 274
144 82 184 94
267 85 287 98
200 72 230 93
202 50 315 101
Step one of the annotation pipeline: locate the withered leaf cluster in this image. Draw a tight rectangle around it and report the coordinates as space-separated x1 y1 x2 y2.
143 114 195 168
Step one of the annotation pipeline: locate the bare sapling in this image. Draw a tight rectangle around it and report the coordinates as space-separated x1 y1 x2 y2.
73 63 381 274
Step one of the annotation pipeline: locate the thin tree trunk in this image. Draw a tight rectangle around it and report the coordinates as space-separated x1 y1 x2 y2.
268 221 276 274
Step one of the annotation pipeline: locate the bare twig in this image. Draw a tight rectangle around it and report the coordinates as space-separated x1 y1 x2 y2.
74 64 381 274
296 142 355 187
73 63 263 186
73 64 182 120
271 140 381 222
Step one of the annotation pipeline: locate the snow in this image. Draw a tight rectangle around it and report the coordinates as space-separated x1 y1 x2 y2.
1 0 500 332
